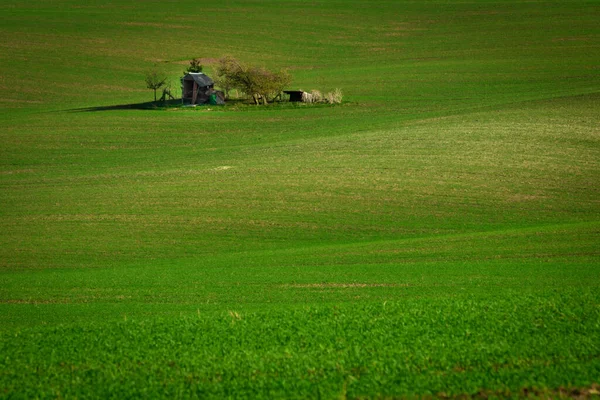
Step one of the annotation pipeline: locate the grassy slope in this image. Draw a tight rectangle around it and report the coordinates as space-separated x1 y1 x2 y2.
1 0 599 397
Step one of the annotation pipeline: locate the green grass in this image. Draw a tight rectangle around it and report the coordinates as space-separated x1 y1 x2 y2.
3 294 599 398
1 0 599 398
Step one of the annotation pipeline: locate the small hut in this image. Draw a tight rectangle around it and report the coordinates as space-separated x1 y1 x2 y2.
181 72 215 105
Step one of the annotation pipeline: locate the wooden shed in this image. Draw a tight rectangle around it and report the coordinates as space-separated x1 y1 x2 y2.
181 72 215 104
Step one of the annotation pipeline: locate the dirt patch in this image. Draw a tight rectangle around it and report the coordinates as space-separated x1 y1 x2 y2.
0 98 43 104
1 299 68 304
463 11 500 16
0 169 35 175
90 84 140 93
506 193 545 203
437 383 600 399
553 36 591 42
173 58 220 66
121 22 192 30
283 283 407 289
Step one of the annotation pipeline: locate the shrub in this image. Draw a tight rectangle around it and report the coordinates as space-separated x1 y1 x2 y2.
310 90 322 103
325 88 343 104
301 91 314 103
186 58 203 73
301 89 343 104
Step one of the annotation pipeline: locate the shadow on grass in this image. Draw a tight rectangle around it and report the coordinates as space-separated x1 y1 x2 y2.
66 98 342 113
67 99 183 112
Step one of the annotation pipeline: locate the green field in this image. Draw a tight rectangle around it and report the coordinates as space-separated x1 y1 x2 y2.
1 0 599 398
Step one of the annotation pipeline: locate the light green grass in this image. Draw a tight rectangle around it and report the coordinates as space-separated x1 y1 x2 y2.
1 0 599 398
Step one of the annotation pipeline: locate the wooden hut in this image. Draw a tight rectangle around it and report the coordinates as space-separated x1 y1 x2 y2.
181 73 215 104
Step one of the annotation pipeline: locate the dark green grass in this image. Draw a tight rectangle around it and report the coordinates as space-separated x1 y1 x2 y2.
2 293 599 398
1 0 599 397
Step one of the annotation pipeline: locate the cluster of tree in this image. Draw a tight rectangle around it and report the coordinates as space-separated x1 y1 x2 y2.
145 57 292 105
214 56 291 105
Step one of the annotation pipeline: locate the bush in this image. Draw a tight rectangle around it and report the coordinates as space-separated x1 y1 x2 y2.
186 58 203 73
310 90 322 103
325 88 343 104
301 91 315 103
301 88 343 104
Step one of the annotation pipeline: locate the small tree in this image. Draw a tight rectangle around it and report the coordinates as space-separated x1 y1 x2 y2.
214 56 239 100
185 58 203 73
145 68 168 102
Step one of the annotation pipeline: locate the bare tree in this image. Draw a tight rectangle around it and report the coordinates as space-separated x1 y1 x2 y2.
145 68 168 102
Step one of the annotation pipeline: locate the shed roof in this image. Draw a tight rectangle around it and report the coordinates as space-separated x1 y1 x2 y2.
182 72 214 87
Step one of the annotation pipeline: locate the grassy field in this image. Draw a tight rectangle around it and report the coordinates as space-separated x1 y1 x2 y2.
1 0 599 398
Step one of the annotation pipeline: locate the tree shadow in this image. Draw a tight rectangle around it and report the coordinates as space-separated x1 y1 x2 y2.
66 99 183 112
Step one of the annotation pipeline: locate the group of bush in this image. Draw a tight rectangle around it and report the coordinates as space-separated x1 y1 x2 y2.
300 88 343 104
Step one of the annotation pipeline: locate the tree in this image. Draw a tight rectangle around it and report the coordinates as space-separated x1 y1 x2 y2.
214 56 238 100
185 58 203 73
145 68 168 102
214 56 291 104
249 66 291 105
